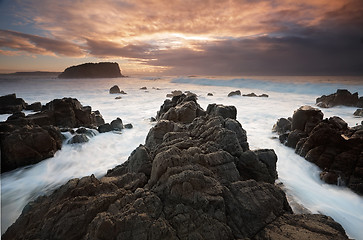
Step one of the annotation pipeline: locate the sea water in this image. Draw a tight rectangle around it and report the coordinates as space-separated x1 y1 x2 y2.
0 76 362 239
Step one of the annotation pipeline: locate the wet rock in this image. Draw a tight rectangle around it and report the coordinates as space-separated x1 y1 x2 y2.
206 104 237 120
140 87 147 90
272 117 291 135
354 108 363 117
111 117 123 130
98 123 113 133
3 99 349 240
0 124 62 172
166 90 183 98
115 96 122 100
0 93 27 114
75 127 98 138
207 93 213 96
273 106 363 195
227 90 241 97
67 134 89 144
291 105 323 134
124 123 133 129
109 85 121 94
316 89 359 108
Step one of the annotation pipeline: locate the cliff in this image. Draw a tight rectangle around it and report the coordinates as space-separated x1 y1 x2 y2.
58 62 123 78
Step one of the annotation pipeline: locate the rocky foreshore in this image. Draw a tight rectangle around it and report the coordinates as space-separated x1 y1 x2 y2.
0 95 131 173
273 105 363 194
2 94 348 240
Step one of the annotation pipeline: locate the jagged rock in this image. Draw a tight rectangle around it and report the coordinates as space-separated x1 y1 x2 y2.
0 124 62 172
354 109 363 117
0 93 27 114
3 98 349 240
316 89 359 108
273 106 363 194
109 85 121 94
156 93 205 123
75 127 98 138
227 90 241 97
166 90 183 98
58 62 123 78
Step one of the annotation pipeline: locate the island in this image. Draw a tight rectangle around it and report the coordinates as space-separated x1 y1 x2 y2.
58 62 123 78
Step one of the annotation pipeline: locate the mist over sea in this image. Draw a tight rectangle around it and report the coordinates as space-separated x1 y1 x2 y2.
1 75 363 239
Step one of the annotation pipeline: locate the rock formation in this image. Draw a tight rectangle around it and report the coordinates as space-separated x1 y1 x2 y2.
228 90 241 97
273 106 363 194
0 93 27 114
58 62 123 79
316 89 363 108
1 97 105 172
2 97 349 240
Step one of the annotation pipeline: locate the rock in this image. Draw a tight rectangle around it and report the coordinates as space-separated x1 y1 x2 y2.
242 93 257 97
166 90 183 98
25 102 42 112
67 134 89 144
115 96 122 99
27 98 105 128
0 124 62 172
140 87 147 90
291 105 323 134
206 104 237 120
316 89 359 108
207 93 213 96
150 117 156 122
0 93 27 114
98 123 113 133
156 93 205 122
358 97 363 108
120 90 127 94
124 123 133 129
111 117 123 130
109 85 121 94
254 214 348 240
273 106 363 195
58 62 123 78
259 94 269 97
272 118 291 135
3 99 349 240
75 127 98 138
354 109 363 117
227 90 241 97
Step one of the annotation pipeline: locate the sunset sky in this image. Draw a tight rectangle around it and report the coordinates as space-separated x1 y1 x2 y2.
0 0 362 75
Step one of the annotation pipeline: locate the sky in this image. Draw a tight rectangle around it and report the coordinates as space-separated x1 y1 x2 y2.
0 0 362 76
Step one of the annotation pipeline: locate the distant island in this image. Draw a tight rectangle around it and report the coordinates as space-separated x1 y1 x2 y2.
58 62 124 78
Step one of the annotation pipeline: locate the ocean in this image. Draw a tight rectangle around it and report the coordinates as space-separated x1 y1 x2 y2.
1 75 363 239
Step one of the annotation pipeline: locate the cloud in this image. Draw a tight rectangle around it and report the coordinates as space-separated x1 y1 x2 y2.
1 0 362 74
0 29 84 57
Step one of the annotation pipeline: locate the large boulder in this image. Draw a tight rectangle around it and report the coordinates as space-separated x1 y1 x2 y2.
273 106 363 194
58 62 123 78
109 85 121 94
316 89 360 108
0 93 27 114
3 98 349 240
0 124 62 172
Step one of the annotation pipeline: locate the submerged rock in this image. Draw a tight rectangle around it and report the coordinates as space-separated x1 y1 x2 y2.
67 134 89 144
58 62 123 78
3 97 349 240
273 106 363 194
354 108 363 117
